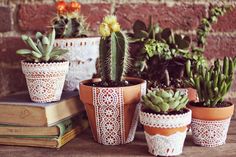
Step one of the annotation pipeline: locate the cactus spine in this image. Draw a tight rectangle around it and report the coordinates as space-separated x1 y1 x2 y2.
99 15 129 83
186 57 236 107
142 89 189 114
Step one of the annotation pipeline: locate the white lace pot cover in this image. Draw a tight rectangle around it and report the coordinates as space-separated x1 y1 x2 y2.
191 118 231 147
54 37 100 91
140 109 191 156
21 61 69 103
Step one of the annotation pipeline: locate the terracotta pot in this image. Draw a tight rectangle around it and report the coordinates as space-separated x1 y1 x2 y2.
188 103 234 147
176 88 198 102
79 77 146 145
21 61 69 103
54 37 100 91
140 108 192 156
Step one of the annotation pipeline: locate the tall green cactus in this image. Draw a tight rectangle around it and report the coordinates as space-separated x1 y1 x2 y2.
186 57 236 107
99 15 130 83
142 89 189 114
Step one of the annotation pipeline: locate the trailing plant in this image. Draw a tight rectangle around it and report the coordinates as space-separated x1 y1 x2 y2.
16 29 68 62
186 57 236 107
142 89 188 114
98 15 130 85
52 0 89 38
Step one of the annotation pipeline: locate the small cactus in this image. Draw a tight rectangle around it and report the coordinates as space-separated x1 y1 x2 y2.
98 15 129 83
16 29 68 62
186 57 236 107
51 0 89 38
142 89 189 114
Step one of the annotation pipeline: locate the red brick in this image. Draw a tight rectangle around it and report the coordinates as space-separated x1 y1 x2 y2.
18 4 55 32
0 67 27 97
204 35 236 59
213 7 236 32
116 3 206 31
0 37 27 63
0 7 11 32
81 4 111 31
17 3 111 32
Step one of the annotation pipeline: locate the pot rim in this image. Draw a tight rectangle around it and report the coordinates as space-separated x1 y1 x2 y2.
188 101 234 109
79 77 146 89
21 60 69 65
55 36 100 41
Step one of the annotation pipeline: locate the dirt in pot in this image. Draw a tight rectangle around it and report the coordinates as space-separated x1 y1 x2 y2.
84 80 137 87
142 108 189 116
23 59 67 64
189 101 232 108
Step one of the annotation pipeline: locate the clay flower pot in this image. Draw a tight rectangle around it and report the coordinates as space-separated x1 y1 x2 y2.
188 103 234 147
79 77 146 145
176 88 198 102
140 108 192 156
21 61 69 103
54 37 100 91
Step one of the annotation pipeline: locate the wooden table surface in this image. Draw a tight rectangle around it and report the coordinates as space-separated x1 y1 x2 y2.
0 120 236 157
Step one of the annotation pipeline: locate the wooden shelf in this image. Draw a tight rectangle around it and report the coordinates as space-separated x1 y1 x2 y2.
0 120 236 157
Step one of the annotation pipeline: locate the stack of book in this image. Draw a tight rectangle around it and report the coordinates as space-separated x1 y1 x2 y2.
0 91 87 148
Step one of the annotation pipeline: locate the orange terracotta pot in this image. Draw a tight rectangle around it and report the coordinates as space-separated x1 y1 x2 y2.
79 77 146 145
139 108 192 156
188 103 234 147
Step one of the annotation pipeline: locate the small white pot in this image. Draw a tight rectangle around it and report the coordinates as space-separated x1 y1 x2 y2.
54 37 100 91
21 61 69 103
140 108 192 156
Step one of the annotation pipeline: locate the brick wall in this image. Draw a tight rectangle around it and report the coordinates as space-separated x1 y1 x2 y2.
0 0 236 101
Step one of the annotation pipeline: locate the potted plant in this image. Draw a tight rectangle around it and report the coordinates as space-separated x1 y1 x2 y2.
186 57 236 147
140 89 191 156
52 0 100 91
16 29 69 103
79 15 146 145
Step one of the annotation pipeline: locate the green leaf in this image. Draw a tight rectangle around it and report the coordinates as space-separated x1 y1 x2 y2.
16 49 32 55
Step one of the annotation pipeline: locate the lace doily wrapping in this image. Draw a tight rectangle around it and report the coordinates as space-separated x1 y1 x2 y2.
55 37 100 91
145 130 187 156
191 118 231 147
21 61 69 103
140 109 192 128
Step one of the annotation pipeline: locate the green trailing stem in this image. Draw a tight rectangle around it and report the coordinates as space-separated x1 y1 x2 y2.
16 29 68 63
186 57 236 107
142 89 189 114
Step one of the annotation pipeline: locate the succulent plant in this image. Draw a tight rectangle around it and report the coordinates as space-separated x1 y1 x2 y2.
186 57 236 107
16 29 68 62
142 89 189 114
51 0 89 38
98 15 129 84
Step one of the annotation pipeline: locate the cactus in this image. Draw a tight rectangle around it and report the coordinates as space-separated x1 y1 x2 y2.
142 89 189 114
186 57 236 107
16 29 68 63
51 0 89 38
98 15 130 83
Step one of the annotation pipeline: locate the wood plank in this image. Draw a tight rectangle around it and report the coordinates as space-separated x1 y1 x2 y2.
0 121 236 157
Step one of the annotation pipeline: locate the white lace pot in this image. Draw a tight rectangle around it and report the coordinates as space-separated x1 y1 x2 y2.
79 77 146 145
54 37 100 91
140 108 192 156
21 61 69 103
191 118 231 147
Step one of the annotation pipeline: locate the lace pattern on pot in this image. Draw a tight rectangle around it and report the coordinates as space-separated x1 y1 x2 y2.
140 109 191 128
93 88 126 145
144 130 187 156
191 118 231 147
21 61 69 103
55 37 100 91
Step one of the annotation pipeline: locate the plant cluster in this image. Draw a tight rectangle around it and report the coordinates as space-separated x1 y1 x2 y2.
186 57 236 107
52 0 89 38
16 29 68 63
98 15 130 86
142 89 188 114
128 5 232 89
